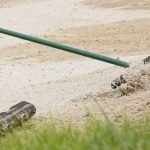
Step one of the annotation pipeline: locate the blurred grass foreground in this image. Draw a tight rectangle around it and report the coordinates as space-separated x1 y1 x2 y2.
0 116 149 150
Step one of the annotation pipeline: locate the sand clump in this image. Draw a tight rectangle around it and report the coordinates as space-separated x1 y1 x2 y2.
69 62 150 125
72 62 150 102
118 64 150 95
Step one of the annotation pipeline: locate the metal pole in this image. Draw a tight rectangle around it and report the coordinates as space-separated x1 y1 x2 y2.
0 28 129 68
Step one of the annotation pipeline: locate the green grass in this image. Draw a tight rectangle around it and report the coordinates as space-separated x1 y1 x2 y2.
0 118 150 150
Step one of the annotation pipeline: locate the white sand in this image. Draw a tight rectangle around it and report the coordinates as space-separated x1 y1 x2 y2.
0 0 150 47
0 54 148 115
0 0 150 122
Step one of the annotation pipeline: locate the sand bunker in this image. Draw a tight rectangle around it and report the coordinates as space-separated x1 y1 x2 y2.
0 0 149 126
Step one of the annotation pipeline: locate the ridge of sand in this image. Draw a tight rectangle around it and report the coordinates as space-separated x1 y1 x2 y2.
0 0 41 7
0 19 149 64
84 0 150 10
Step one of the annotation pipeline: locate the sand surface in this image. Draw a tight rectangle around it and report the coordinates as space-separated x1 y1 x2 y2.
84 0 150 10
0 0 150 126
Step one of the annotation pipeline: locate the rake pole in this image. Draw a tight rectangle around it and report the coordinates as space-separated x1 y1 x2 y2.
0 28 129 68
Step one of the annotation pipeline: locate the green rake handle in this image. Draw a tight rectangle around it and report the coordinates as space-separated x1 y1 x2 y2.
0 28 129 68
